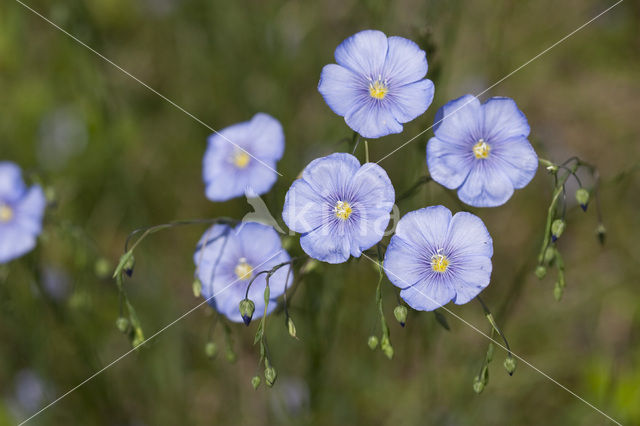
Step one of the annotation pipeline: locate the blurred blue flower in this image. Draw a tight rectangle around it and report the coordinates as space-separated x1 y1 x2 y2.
193 222 292 323
0 162 46 264
427 95 538 207
384 206 493 311
203 113 284 201
318 30 435 139
282 153 394 264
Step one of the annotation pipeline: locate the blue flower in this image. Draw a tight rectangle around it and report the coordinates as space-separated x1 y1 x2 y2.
384 206 493 311
282 153 395 264
203 113 284 201
193 222 292 323
427 95 538 207
318 30 435 139
0 162 46 264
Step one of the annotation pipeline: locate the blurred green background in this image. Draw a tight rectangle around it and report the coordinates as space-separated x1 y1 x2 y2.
1 0 639 424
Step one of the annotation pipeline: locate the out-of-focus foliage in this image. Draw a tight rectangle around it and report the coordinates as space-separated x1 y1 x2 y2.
1 0 639 424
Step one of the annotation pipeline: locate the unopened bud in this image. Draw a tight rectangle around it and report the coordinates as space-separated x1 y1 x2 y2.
239 299 255 326
393 305 408 327
264 366 277 387
300 259 320 274
381 337 394 360
192 278 202 298
367 335 379 350
115 317 129 333
535 265 547 279
473 376 485 394
205 342 218 358
251 375 261 390
503 357 516 375
124 254 135 277
543 246 556 264
596 224 606 246
551 219 565 242
575 188 590 211
132 327 144 347
94 258 111 279
554 284 563 301
226 347 237 363
287 317 297 339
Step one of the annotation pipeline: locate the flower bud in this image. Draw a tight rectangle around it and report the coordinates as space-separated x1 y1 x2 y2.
132 327 144 347
575 188 589 211
192 278 202 298
115 317 129 333
503 357 516 375
596 224 606 246
551 219 565 242
381 337 394 360
251 375 261 390
205 342 218 359
535 265 547 279
367 335 379 350
94 258 112 279
287 317 297 339
473 376 485 394
225 347 237 363
300 259 320 274
124 254 135 277
543 246 556 264
264 366 277 387
239 299 255 326
393 305 408 327
553 284 563 301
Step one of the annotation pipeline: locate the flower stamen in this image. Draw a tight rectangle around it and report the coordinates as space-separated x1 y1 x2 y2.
369 79 388 100
232 150 251 169
431 252 449 273
334 200 352 220
473 139 491 159
234 258 253 280
0 204 13 222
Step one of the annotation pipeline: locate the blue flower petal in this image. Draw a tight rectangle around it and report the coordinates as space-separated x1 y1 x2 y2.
334 30 388 76
457 161 514 207
433 94 483 144
345 101 403 139
300 225 351 264
395 206 452 253
384 36 428 86
0 226 37 264
400 280 455 312
446 211 493 258
13 186 46 235
387 79 434 124
318 64 365 117
483 97 530 142
383 237 424 289
426 136 474 189
0 161 26 201
246 113 285 160
451 255 492 305
301 152 361 197
282 179 326 233
492 136 538 189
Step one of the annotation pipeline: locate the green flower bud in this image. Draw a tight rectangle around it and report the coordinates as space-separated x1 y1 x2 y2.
300 259 320 274
367 335 379 350
543 246 556 264
225 347 237 363
554 283 563 301
551 219 565 242
596 223 606 246
124 254 135 277
575 188 590 211
503 357 516 375
132 327 144 347
251 375 261 390
473 376 485 394
535 265 547 279
115 317 129 333
287 317 297 339
205 342 218 358
393 305 408 327
381 337 394 360
239 299 255 326
264 366 277 387
192 278 202 298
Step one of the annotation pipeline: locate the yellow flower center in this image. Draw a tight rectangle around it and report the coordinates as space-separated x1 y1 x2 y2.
234 258 253 280
369 79 388 100
473 139 491 159
0 204 13 222
232 150 251 169
431 253 449 273
334 201 352 220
